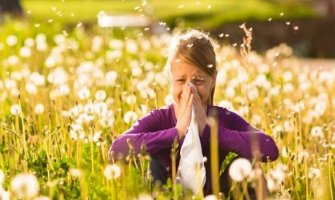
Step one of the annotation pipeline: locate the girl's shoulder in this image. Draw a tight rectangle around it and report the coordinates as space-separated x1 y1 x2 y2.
208 105 234 116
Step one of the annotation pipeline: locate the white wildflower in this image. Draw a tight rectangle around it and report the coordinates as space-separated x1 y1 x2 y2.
310 126 323 138
10 104 22 116
126 94 137 105
124 111 138 124
69 168 82 178
25 82 37 95
297 150 309 163
95 90 107 101
308 167 321 179
34 104 45 115
204 194 218 200
104 164 121 180
77 87 91 100
105 71 118 86
229 158 252 182
126 39 138 54
19 46 31 58
11 173 39 199
7 35 18 46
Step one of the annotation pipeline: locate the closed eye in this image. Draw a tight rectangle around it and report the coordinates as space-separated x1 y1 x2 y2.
176 79 185 83
192 79 205 85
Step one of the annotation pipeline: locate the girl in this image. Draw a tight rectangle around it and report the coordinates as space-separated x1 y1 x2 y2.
109 29 279 196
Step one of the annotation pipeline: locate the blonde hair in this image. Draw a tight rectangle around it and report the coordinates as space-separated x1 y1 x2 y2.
165 29 217 104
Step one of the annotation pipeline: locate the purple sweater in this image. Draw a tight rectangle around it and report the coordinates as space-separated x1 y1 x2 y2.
109 104 278 187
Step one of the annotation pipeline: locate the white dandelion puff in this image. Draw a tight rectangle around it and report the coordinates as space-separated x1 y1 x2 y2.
7 35 18 46
229 158 252 182
104 164 121 180
204 195 218 200
34 103 45 115
124 111 138 124
19 46 32 58
308 167 321 179
69 168 82 178
77 87 91 100
95 90 107 101
25 82 37 95
11 173 39 199
10 104 22 116
310 126 323 138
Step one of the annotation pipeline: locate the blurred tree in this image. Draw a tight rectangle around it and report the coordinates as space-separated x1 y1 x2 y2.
0 0 24 18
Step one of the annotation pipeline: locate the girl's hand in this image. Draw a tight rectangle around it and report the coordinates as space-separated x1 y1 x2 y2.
175 84 194 138
189 83 207 137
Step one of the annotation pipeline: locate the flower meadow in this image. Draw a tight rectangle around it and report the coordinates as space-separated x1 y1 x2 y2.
0 21 334 200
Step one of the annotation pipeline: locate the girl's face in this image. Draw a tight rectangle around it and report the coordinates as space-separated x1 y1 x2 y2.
171 57 216 106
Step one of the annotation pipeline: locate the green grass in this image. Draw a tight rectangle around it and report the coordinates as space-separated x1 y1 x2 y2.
22 0 316 29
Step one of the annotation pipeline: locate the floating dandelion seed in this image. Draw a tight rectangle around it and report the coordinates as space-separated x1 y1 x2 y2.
207 64 213 68
229 158 252 182
76 22 82 28
11 173 39 199
34 24 40 28
218 33 224 38
208 5 212 9
293 26 299 31
280 12 284 16
268 18 272 21
104 164 121 180
48 19 53 23
285 21 291 25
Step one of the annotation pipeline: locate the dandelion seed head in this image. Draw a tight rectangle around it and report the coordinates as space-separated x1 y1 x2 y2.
124 111 138 124
95 90 107 101
229 158 252 182
311 126 323 138
204 194 218 200
104 164 121 180
34 103 45 115
69 168 82 178
10 104 22 116
11 173 39 199
308 167 320 179
7 35 18 46
105 71 118 86
77 87 91 100
25 82 37 95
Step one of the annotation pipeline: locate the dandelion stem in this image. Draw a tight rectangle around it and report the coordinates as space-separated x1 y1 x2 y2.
208 115 220 197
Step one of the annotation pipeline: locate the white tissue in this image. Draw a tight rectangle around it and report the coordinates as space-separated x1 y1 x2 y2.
178 107 206 194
